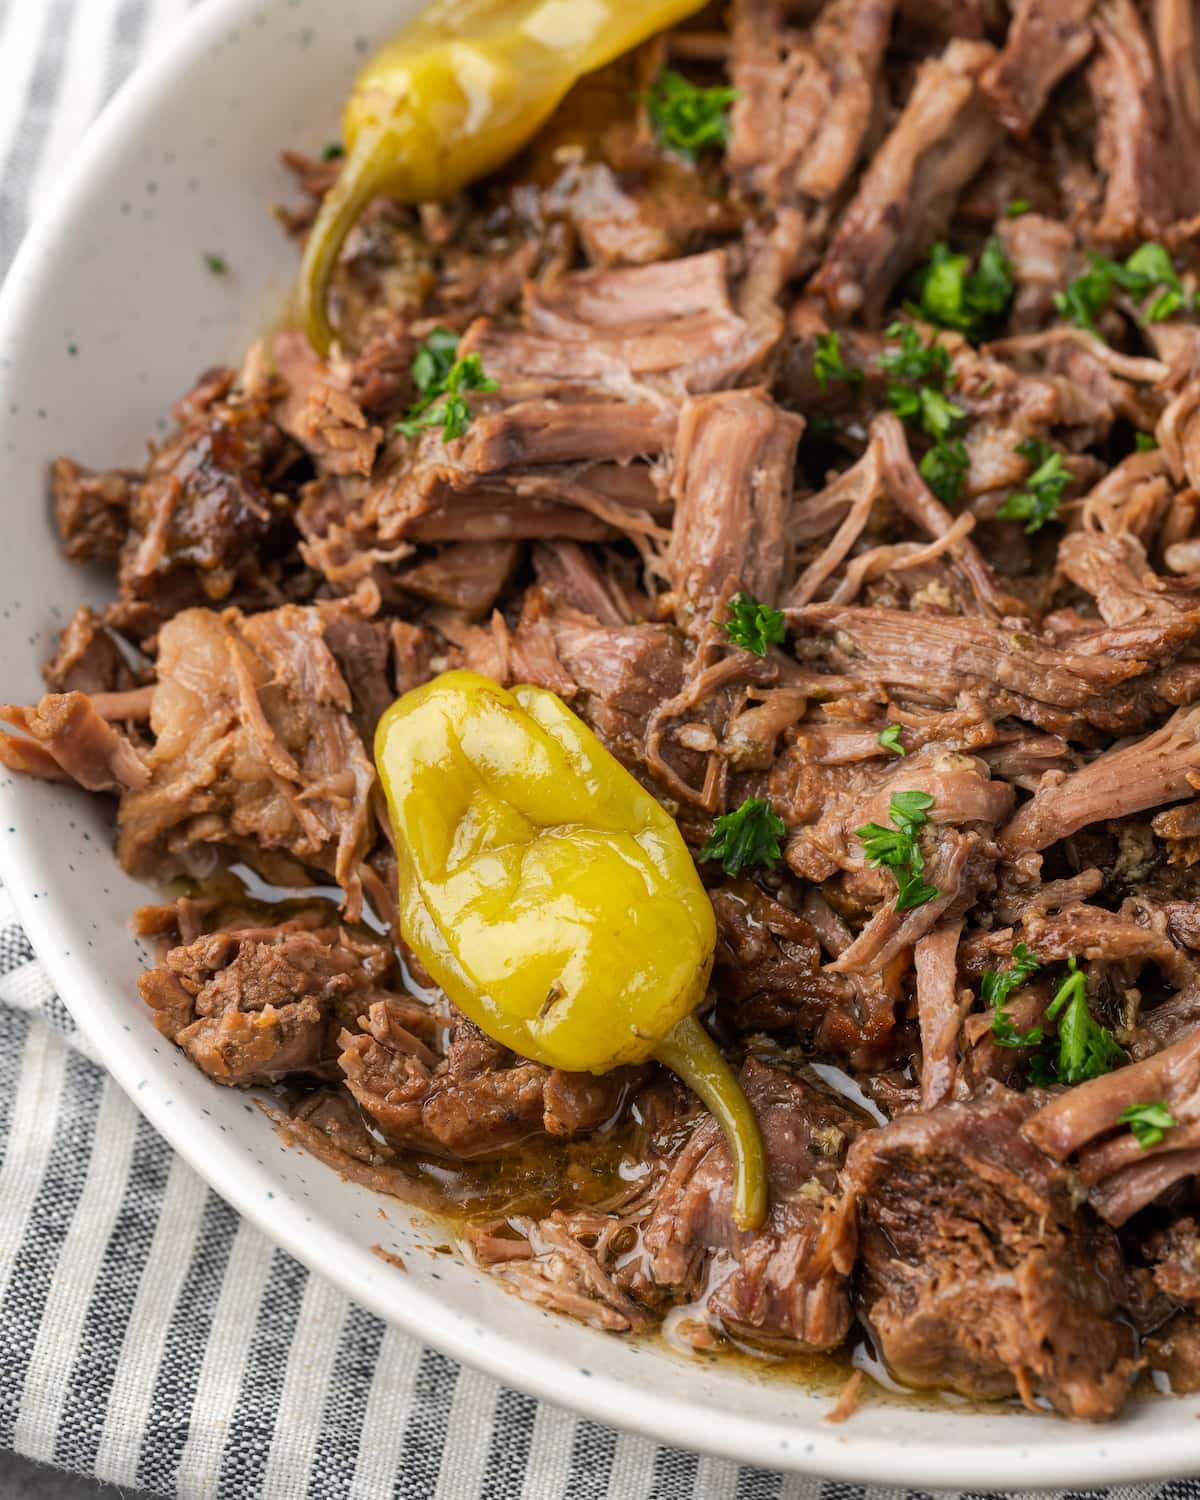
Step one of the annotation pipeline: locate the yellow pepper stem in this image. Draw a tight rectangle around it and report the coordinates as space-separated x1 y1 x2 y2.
654 1014 768 1232
299 127 397 355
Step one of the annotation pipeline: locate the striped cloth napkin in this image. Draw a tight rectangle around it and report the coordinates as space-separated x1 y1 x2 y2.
0 3 1184 1498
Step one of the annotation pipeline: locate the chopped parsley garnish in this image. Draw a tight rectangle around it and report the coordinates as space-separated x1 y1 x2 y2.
877 724 905 757
813 331 863 391
1006 199 1032 217
1056 242 1191 331
919 437 970 506
203 252 228 275
647 69 737 158
981 941 1041 1011
982 942 1043 1048
880 324 968 504
699 798 786 877
394 328 497 443
1044 957 1126 1085
1136 431 1160 452
997 437 1071 533
856 790 940 912
912 237 1015 340
723 593 786 657
879 321 953 389
1119 1102 1177 1150
321 141 346 161
1054 259 1113 331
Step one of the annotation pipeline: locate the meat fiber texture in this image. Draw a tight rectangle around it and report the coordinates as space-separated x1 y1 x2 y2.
8 0 1200 1422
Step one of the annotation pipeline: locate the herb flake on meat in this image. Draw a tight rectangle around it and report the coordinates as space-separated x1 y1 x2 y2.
997 439 1071 533
395 328 497 443
723 593 786 657
912 237 1015 340
856 791 940 912
1119 1102 1178 1150
1044 958 1126 1085
647 69 737 158
877 724 905 756
813 331 862 391
700 798 785 876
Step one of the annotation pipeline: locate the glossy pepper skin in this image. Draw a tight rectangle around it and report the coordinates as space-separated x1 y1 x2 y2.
375 670 767 1229
299 0 708 353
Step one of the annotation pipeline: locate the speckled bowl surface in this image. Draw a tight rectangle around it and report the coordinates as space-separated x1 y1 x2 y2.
0 0 1195 1483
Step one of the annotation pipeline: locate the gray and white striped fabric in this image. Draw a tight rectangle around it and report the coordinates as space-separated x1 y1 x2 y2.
0 4 1191 1498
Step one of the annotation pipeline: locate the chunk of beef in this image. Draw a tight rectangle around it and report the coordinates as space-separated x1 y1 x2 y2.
117 605 375 917
710 881 896 1063
272 330 382 479
812 40 1001 322
642 1058 864 1347
318 603 396 746
42 607 144 696
997 213 1077 329
52 458 133 563
786 743 1014 883
982 0 1096 137
1149 1217 1200 1305
844 1085 1139 1418
467 250 779 393
795 602 1194 736
667 389 804 630
339 1006 626 1157
915 918 967 1109
1146 1312 1200 1392
139 921 395 1086
1057 528 1199 628
1025 1028 1200 1225
0 691 148 792
1154 0 1200 222
1089 0 1178 245
1000 704 1200 854
728 0 894 213
397 541 520 617
116 368 293 626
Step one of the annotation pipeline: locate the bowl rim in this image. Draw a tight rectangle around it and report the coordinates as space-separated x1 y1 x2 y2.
1 0 1197 1484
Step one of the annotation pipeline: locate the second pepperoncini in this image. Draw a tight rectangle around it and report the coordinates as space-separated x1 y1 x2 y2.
300 0 709 353
375 670 767 1230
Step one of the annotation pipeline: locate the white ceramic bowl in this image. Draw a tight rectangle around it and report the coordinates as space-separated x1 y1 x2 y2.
0 0 1194 1483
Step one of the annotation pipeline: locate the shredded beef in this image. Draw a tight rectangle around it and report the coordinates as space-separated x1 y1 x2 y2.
18 0 1200 1421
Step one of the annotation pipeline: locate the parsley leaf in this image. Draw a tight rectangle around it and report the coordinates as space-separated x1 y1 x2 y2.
1056 242 1190 332
203 252 228 275
919 438 970 506
394 331 497 443
997 437 1071 533
856 791 940 912
647 69 737 158
981 941 1041 1010
321 141 345 161
1119 1101 1177 1150
879 322 953 388
878 724 905 757
699 798 786 876
813 331 863 392
724 594 786 657
1136 431 1160 452
981 942 1043 1049
1044 957 1126 1084
912 237 1015 340
1006 199 1032 217
1055 258 1114 331
992 1012 1046 1049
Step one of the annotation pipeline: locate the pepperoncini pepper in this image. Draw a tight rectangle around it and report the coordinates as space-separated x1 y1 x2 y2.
375 670 767 1230
300 0 708 353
